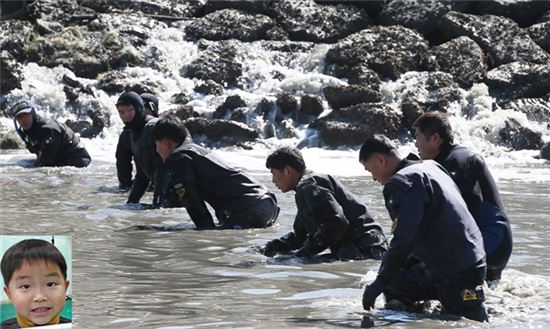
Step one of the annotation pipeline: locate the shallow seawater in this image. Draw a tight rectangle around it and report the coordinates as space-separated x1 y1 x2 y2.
0 149 549 328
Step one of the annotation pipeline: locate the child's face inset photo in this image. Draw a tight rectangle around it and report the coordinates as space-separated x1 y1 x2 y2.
4 260 70 325
1 236 72 327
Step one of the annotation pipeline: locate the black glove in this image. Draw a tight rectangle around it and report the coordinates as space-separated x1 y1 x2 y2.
261 239 290 257
362 277 386 310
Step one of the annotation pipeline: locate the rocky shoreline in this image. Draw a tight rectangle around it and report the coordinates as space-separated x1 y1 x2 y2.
1 0 549 158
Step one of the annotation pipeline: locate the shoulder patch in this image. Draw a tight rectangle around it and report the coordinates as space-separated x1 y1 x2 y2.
462 289 478 301
176 187 186 198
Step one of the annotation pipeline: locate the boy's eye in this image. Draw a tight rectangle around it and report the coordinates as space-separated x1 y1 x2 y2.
47 282 58 287
19 284 30 289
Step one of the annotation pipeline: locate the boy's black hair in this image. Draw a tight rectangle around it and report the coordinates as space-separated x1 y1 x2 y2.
412 112 454 144
265 147 306 173
1 239 67 286
151 115 188 144
359 134 398 162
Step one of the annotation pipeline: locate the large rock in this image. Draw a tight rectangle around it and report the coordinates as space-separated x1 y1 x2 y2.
499 118 543 151
213 95 247 119
379 0 451 43
163 105 201 121
528 21 550 54
347 63 381 88
65 120 102 139
0 128 24 149
309 103 400 147
440 11 550 67
97 71 161 95
299 94 323 117
186 40 243 87
184 117 258 146
463 0 550 27
266 0 371 43
485 62 550 101
185 9 285 42
393 71 464 114
196 0 270 16
1 0 80 23
500 97 550 124
79 0 200 18
194 80 224 96
276 92 298 115
0 20 33 61
26 0 80 24
323 85 381 110
0 51 23 94
22 13 159 78
313 1 386 18
0 0 31 20
422 36 487 88
325 25 429 80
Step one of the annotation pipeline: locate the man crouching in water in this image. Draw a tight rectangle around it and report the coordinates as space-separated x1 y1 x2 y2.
151 115 279 229
10 100 91 168
261 146 387 261
359 134 488 322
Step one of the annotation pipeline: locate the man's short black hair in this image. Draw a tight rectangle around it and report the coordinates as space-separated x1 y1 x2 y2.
359 134 398 162
151 115 188 145
266 147 306 172
1 239 67 286
412 112 454 144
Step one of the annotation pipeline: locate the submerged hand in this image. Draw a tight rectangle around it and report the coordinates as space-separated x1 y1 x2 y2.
362 277 386 310
261 239 289 257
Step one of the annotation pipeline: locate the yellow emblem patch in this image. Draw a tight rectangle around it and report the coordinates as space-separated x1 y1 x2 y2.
391 217 398 233
176 187 186 198
462 289 478 301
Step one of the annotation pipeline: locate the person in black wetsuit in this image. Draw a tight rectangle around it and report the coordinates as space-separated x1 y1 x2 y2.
115 91 166 206
10 100 91 168
359 134 488 322
261 146 387 261
151 115 279 229
115 93 160 190
413 112 512 285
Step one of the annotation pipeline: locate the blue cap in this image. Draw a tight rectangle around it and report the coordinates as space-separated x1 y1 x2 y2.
10 100 35 118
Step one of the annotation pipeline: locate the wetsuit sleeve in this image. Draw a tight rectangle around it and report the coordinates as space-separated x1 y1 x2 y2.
279 215 308 250
377 174 427 283
152 164 168 207
166 154 215 229
115 131 133 189
263 216 308 256
34 129 62 166
470 154 505 211
127 165 149 203
296 185 349 257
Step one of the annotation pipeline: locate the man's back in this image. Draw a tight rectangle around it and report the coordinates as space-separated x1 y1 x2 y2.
24 115 87 167
166 141 268 212
435 144 505 213
296 172 382 234
382 160 485 279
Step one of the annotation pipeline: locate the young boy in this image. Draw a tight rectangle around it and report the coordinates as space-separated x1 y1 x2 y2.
1 239 71 328
262 146 387 260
